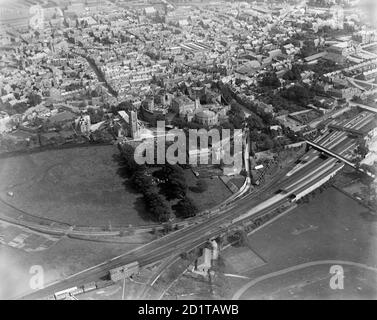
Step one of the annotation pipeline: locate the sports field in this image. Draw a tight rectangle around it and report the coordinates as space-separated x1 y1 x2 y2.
0 145 149 227
226 187 377 299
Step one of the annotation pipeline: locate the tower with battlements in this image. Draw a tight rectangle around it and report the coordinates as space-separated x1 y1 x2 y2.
128 110 140 139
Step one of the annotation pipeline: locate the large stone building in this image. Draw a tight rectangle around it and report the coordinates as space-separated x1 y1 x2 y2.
194 110 218 126
171 94 198 117
117 110 140 139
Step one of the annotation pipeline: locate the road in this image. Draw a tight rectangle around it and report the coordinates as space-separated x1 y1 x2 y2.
232 260 377 300
20 112 375 300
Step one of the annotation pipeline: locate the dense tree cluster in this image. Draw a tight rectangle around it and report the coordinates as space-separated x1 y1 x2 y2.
12 102 29 114
300 40 318 58
282 64 303 81
154 164 188 200
227 230 248 247
259 72 281 88
259 92 304 113
281 84 314 106
143 188 171 223
118 147 201 222
118 146 170 222
173 196 199 218
27 93 42 107
282 126 304 143
119 144 142 174
171 116 208 130
356 139 369 159
306 59 339 75
131 169 154 192
217 82 303 151
87 107 105 124
226 100 245 129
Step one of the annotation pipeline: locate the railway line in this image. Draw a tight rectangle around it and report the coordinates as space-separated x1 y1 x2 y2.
20 111 376 300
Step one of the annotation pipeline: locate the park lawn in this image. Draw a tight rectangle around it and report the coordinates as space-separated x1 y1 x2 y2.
184 169 232 212
0 145 150 227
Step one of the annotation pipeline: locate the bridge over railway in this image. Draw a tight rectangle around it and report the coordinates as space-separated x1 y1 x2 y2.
305 139 376 178
350 102 377 114
305 140 356 168
327 124 366 137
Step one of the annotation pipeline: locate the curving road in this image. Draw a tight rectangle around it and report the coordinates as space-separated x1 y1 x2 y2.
232 260 377 300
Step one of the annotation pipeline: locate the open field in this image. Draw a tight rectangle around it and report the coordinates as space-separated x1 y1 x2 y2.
0 221 60 252
0 145 150 227
225 187 377 299
222 246 266 274
232 263 377 300
184 169 233 211
0 237 138 299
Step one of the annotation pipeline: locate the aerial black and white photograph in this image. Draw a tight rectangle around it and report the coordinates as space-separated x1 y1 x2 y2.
0 0 376 303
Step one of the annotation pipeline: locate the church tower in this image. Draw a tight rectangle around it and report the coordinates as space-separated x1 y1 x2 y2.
128 110 140 139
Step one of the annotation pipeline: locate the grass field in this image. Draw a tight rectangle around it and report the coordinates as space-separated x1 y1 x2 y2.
184 169 232 212
225 187 377 299
230 263 377 300
0 145 150 227
0 237 138 299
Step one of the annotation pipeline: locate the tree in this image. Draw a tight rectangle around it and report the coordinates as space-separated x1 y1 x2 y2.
154 164 184 180
360 163 376 175
283 70 297 81
261 135 274 150
227 230 248 247
131 170 154 192
165 174 187 200
246 113 265 130
259 72 280 88
27 93 42 107
283 64 302 81
300 40 317 58
173 196 199 219
119 144 144 174
155 164 188 199
12 102 29 114
78 101 87 109
143 188 170 222
356 140 368 158
87 107 104 123
228 113 244 129
281 85 311 105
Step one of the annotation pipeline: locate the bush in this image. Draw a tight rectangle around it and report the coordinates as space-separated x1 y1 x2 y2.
259 72 281 88
131 169 154 192
156 164 188 200
143 188 170 222
173 196 199 219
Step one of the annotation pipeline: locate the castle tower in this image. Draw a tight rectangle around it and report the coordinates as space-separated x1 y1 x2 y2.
194 96 200 111
128 110 140 139
193 87 202 111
